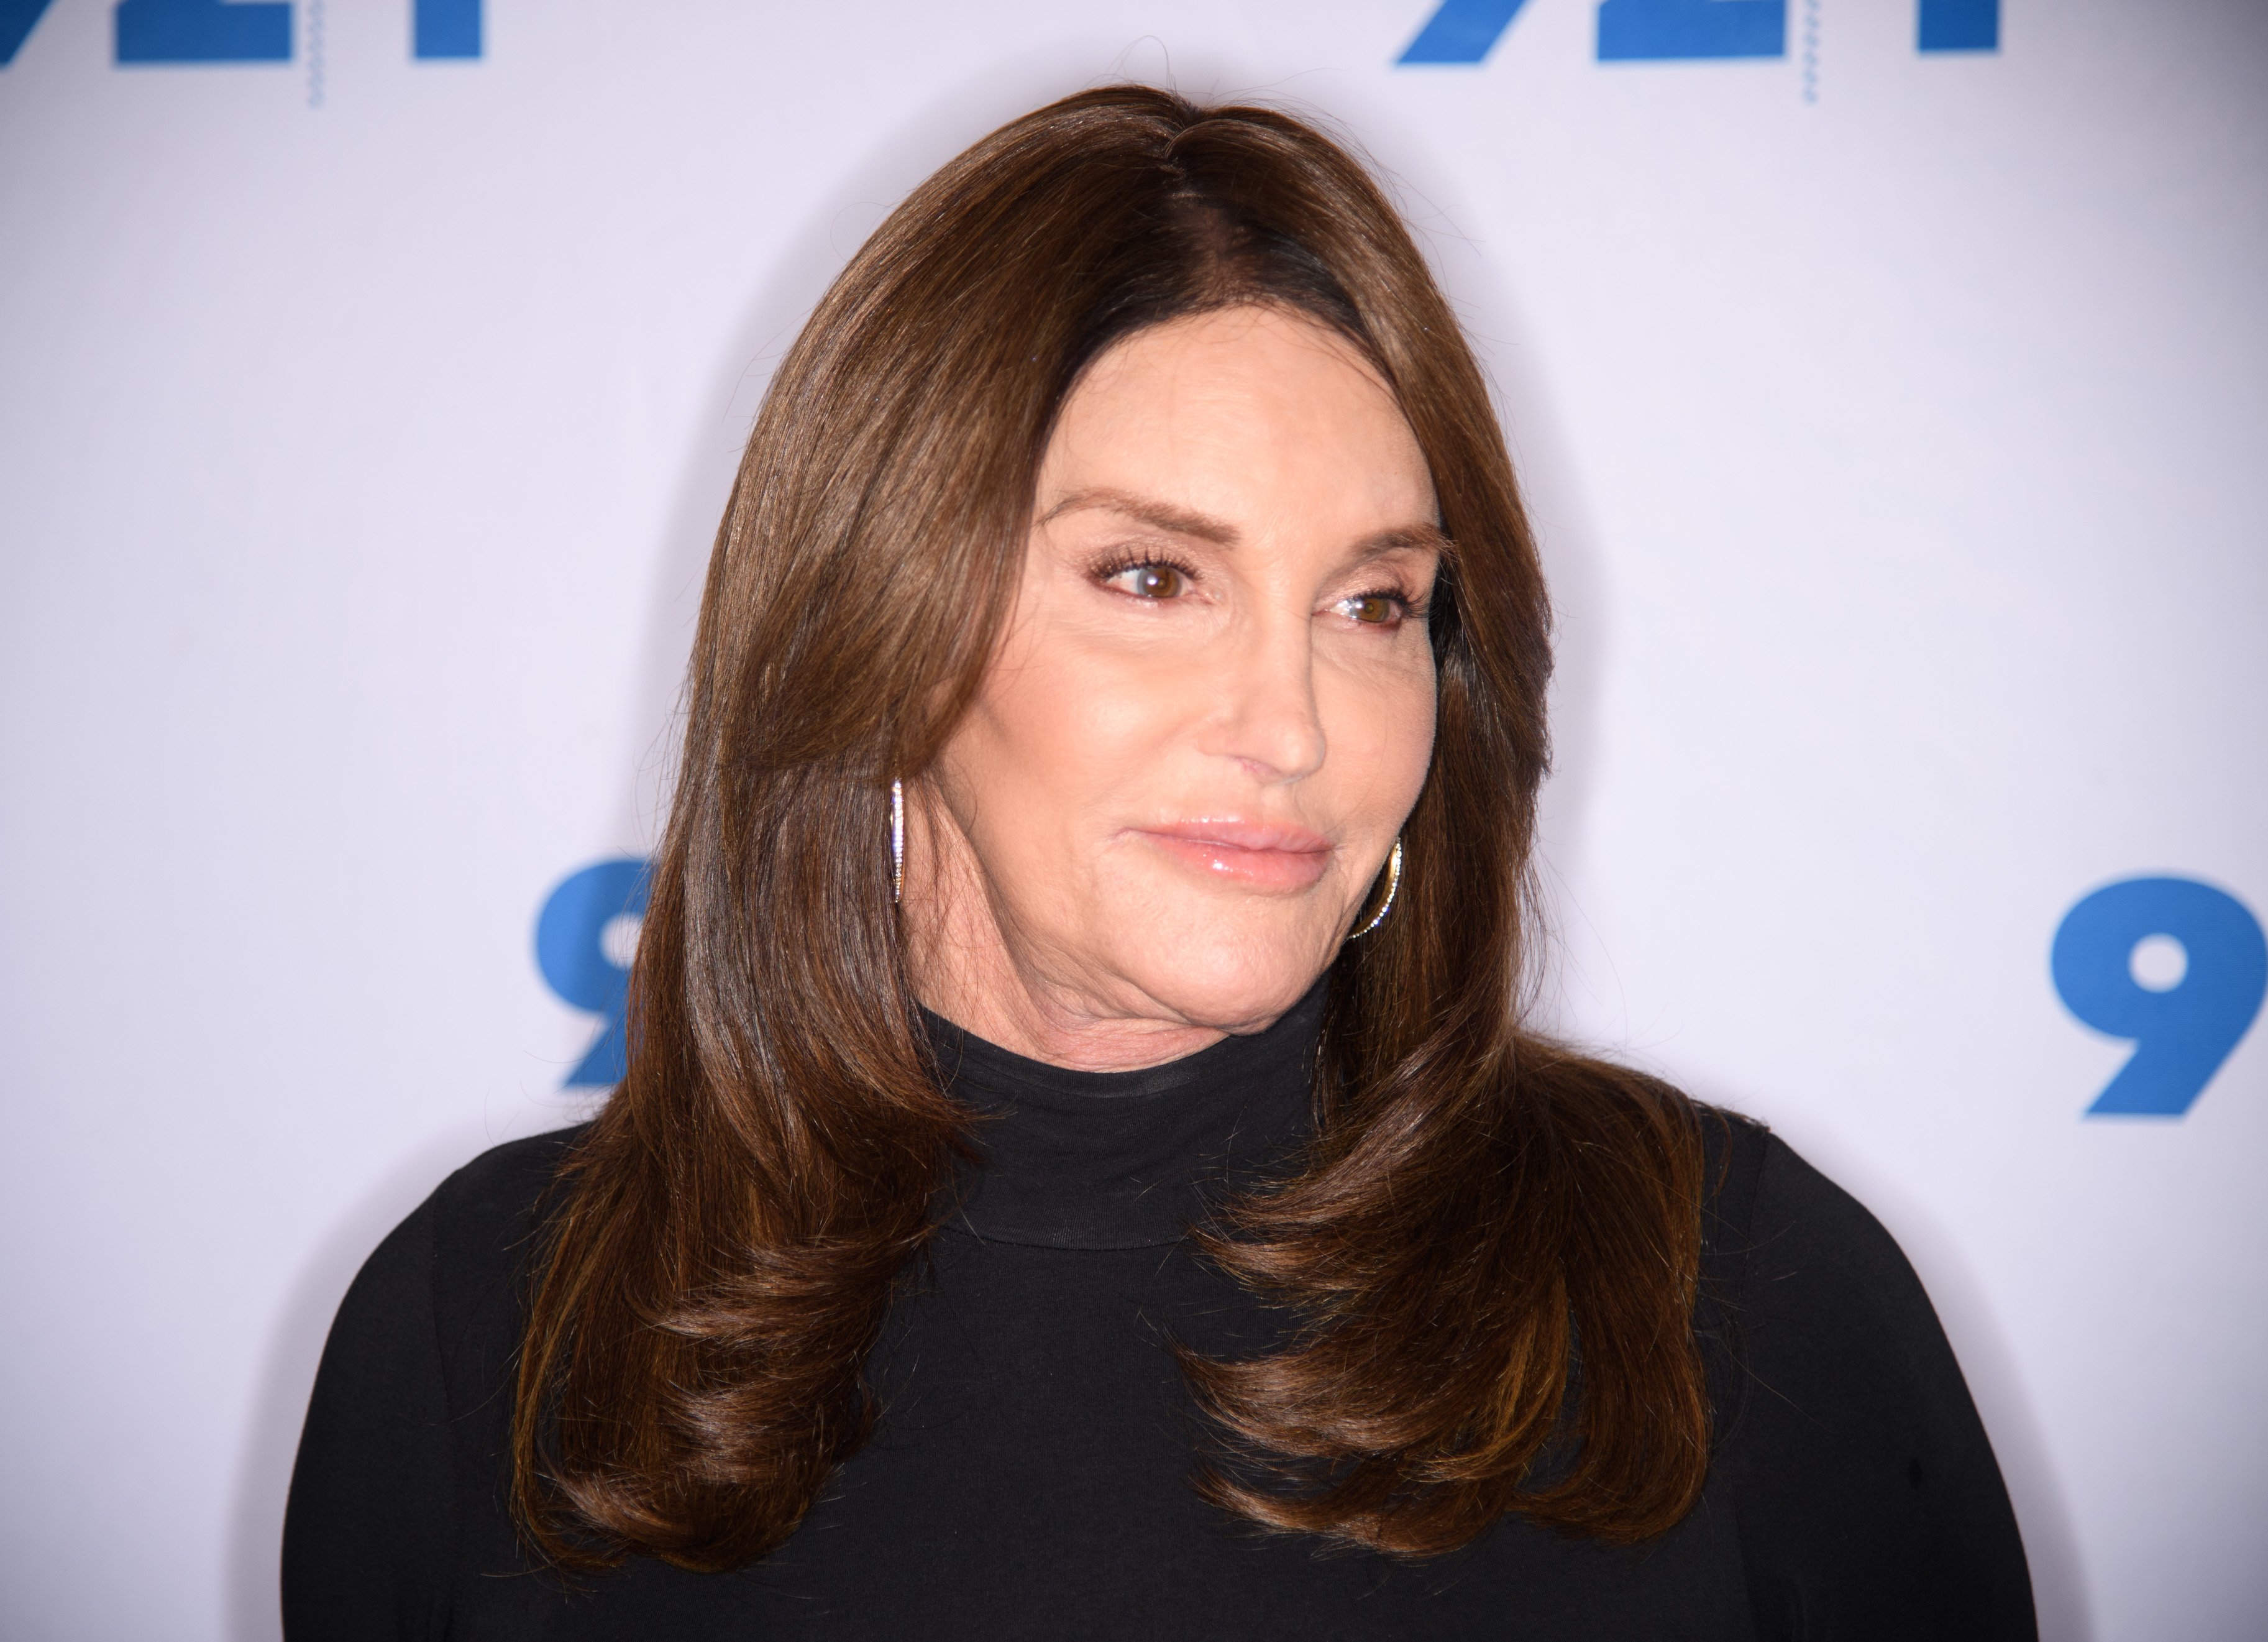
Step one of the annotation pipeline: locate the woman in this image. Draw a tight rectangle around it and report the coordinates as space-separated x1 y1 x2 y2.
283 88 2035 1638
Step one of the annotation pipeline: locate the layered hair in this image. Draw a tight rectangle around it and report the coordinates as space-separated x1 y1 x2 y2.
513 86 1708 1571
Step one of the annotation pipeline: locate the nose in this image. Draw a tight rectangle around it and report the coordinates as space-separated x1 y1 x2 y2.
1201 600 1327 784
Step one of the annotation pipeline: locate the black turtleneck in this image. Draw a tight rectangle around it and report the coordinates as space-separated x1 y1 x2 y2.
923 986 1320 1251
283 994 2035 1640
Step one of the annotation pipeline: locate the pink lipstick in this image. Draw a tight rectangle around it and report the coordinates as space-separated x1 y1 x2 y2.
1131 819 1333 891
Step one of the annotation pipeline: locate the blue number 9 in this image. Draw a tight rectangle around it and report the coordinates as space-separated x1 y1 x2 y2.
2051 877 2267 1117
535 858 651 1089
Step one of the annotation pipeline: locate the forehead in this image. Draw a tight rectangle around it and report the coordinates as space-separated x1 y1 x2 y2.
1039 306 1436 530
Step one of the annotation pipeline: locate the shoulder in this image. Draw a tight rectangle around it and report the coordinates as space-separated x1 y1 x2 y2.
1694 1110 1947 1374
1689 1110 2036 1636
421 1124 587 1256
418 1126 587 1341
1698 1111 1917 1293
338 1125 587 1371
1693 1108 1950 1402
286 1128 583 1627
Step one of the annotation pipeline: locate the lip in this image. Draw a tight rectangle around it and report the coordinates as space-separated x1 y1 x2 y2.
1130 818 1333 891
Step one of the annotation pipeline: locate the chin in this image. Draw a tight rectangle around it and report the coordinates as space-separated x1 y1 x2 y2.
1113 908 1336 1035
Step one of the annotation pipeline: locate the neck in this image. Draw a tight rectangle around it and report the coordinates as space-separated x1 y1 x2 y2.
919 978 1329 1250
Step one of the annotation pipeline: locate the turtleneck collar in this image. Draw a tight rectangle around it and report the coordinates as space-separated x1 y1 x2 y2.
920 981 1327 1251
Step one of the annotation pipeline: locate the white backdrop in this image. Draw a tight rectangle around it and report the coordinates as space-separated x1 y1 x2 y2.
3 2 2264 1638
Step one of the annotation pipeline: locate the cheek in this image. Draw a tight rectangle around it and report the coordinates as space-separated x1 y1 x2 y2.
1320 659 1437 822
956 636 1196 832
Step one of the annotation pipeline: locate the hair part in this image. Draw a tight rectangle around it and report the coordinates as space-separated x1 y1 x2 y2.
511 85 1709 1573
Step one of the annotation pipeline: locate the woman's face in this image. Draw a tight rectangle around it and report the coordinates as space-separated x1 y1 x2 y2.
913 305 1441 1065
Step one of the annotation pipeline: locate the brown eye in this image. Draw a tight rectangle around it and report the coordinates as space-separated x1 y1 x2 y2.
1107 564 1187 599
1344 593 1401 625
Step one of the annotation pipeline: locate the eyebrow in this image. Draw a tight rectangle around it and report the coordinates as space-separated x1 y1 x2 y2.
1037 486 1452 561
1038 487 1238 544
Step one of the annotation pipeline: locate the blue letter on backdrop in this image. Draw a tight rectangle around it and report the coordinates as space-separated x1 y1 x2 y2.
1398 0 1530 65
116 0 291 63
2051 877 2267 1117
536 858 651 1088
413 0 478 59
1598 0 1785 61
1918 0 1997 52
1 0 57 65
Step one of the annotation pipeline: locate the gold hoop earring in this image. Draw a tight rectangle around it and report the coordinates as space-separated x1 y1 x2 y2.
890 779 905 905
1350 837 1402 939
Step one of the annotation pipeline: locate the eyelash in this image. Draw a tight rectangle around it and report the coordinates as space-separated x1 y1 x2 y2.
1088 553 1424 626
1091 549 1200 588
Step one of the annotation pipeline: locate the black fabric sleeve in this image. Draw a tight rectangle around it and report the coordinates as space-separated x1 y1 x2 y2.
1717 1133 2036 1641
281 1195 455 1641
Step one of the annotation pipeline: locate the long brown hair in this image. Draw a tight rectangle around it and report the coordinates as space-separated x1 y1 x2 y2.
513 86 1708 1572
